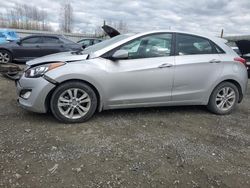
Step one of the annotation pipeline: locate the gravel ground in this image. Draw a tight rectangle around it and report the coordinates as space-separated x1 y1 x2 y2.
0 74 249 188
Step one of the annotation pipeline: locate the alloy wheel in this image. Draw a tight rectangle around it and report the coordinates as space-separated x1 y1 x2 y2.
57 88 91 119
215 87 236 111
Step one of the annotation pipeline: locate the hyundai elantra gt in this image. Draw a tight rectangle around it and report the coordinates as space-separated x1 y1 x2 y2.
15 31 248 123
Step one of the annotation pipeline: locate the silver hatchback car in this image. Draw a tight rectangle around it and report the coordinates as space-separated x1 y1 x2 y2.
16 31 248 123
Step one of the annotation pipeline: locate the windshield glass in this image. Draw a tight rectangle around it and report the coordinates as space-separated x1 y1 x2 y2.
83 34 132 54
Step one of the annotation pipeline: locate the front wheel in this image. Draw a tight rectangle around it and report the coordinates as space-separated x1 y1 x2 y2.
207 82 239 115
50 81 97 123
0 50 12 64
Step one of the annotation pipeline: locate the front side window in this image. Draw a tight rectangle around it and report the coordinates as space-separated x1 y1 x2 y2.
117 33 173 59
21 37 42 44
176 34 214 55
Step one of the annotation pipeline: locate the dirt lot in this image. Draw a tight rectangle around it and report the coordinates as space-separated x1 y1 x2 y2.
0 75 249 188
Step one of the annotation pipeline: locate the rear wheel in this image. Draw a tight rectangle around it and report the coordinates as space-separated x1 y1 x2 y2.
50 81 97 123
207 82 239 115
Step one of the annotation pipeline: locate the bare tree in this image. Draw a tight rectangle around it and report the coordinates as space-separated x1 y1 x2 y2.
59 1 74 33
4 3 51 31
0 13 6 27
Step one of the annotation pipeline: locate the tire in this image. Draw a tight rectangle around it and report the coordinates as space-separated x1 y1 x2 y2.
0 49 12 64
50 81 97 123
207 82 239 115
3 72 20 80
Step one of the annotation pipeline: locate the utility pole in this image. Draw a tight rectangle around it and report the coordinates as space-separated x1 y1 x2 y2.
220 29 224 38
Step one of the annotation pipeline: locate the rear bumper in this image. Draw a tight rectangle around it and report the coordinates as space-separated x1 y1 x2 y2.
16 75 55 113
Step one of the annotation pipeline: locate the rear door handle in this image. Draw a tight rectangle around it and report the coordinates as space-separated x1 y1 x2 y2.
158 63 173 68
209 59 221 63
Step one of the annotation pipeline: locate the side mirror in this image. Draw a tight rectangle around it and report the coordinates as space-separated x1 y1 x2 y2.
16 40 21 45
112 49 128 60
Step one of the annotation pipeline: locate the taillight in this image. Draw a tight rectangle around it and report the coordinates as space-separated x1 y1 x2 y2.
234 57 247 66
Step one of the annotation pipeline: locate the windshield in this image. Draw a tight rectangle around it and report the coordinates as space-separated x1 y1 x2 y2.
83 34 132 54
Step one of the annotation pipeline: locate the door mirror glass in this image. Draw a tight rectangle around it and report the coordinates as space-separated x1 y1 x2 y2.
16 40 21 45
112 49 129 59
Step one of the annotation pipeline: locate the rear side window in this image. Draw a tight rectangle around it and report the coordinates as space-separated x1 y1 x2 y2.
42 37 61 44
176 34 215 55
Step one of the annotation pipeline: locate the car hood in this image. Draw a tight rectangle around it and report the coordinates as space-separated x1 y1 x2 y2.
26 51 89 66
102 25 120 38
235 40 250 55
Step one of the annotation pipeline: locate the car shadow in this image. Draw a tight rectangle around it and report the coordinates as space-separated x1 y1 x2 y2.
22 105 209 126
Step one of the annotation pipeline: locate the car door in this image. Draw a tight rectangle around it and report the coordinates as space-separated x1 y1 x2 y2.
172 33 224 102
103 33 175 108
13 36 43 61
39 36 65 56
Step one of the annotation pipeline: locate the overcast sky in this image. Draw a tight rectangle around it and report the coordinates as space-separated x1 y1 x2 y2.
1 0 250 36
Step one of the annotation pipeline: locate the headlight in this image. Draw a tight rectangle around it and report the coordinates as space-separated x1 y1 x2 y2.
25 62 65 78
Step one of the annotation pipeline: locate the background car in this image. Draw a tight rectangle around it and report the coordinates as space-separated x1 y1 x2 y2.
16 31 248 123
0 29 19 44
235 40 250 76
77 38 103 49
77 25 121 49
0 34 82 63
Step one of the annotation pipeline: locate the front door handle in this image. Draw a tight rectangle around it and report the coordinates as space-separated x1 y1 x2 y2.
209 59 221 63
158 63 173 68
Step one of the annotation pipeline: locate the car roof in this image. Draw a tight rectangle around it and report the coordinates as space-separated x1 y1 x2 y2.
78 38 103 42
24 34 64 38
130 30 225 43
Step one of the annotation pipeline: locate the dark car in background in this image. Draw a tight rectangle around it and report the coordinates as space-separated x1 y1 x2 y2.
77 38 103 49
77 25 121 49
0 34 82 63
235 40 250 76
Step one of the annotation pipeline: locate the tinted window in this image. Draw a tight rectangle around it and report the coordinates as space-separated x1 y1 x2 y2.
94 39 102 44
117 33 172 59
42 37 61 44
176 34 214 55
60 37 74 44
80 39 92 46
22 37 42 44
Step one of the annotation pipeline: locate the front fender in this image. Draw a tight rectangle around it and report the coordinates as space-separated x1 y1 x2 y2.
45 60 107 111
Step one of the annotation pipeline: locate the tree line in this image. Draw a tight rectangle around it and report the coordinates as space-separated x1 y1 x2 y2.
0 2 73 33
0 2 128 35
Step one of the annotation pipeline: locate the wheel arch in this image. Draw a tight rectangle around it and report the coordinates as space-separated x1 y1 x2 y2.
209 79 243 103
45 79 103 113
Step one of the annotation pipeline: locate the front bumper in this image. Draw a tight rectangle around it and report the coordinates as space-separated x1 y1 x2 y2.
16 75 56 113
